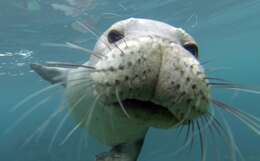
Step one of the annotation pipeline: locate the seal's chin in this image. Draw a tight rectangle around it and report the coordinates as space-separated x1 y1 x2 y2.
113 99 179 128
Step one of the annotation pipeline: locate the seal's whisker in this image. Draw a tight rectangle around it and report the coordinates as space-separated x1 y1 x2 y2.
210 84 260 94
184 120 193 153
66 75 93 84
67 77 92 83
77 133 85 161
59 121 82 146
176 122 185 138
161 108 193 157
102 12 124 18
74 21 100 39
5 96 52 135
41 42 102 58
59 95 100 146
213 100 260 128
196 118 207 161
184 120 193 151
176 112 213 157
123 38 129 48
200 59 213 65
184 116 209 161
189 120 195 152
212 99 260 135
41 42 70 48
218 112 246 161
205 77 231 82
115 88 131 119
205 115 214 135
206 115 222 161
205 67 232 74
84 95 100 128
114 43 126 56
21 108 62 148
64 42 92 53
67 70 96 79
48 91 88 151
184 120 191 142
69 83 93 90
10 83 62 112
154 120 195 160
75 21 112 51
76 96 101 154
22 129 40 148
65 42 105 59
69 81 94 89
208 82 236 86
36 106 64 141
67 81 93 89
208 112 228 139
45 62 96 70
48 111 70 151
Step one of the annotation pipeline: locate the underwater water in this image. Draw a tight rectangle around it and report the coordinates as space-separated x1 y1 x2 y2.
1 0 260 161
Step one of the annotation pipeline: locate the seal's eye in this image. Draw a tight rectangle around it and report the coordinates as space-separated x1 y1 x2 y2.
183 43 199 58
107 30 124 43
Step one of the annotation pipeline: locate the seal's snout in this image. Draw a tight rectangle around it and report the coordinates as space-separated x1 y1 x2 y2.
153 42 210 122
90 35 210 127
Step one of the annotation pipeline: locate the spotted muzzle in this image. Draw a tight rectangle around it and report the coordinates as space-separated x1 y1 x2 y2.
90 35 210 128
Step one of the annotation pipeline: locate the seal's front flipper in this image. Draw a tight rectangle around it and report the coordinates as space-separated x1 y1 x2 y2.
30 63 69 85
96 139 145 161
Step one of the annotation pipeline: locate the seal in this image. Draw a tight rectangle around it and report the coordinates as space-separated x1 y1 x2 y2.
30 18 260 161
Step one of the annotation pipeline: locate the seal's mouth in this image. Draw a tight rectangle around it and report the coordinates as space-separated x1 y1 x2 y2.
112 99 178 128
117 99 168 112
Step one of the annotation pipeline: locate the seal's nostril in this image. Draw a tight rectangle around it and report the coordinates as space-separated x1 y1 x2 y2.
107 29 124 43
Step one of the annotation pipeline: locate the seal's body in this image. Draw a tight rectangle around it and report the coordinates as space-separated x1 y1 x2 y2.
31 18 210 161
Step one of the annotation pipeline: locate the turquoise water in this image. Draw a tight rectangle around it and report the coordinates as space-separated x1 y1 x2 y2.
1 0 260 161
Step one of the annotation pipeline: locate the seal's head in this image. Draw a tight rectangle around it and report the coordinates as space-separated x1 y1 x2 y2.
31 18 211 138
30 18 260 161
27 18 260 161
32 18 210 129
88 18 210 127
